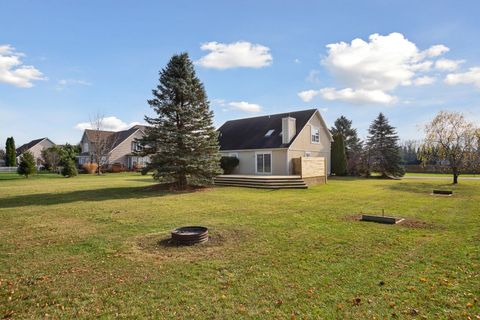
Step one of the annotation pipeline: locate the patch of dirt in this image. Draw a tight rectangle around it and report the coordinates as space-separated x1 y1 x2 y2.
143 183 211 193
126 227 253 263
343 215 435 229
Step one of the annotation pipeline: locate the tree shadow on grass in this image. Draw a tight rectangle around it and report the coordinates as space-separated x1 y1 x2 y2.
0 185 197 209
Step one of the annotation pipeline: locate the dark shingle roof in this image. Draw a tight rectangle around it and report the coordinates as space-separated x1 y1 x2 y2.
218 109 317 150
16 138 47 156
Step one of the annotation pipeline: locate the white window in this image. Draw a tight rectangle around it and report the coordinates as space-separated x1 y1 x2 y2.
305 152 311 157
265 129 275 137
132 141 142 152
311 126 320 143
83 142 89 153
228 153 238 158
256 152 272 174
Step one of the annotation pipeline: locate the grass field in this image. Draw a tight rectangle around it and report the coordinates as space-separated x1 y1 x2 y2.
0 173 479 319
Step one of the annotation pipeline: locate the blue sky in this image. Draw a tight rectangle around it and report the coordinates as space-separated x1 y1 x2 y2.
1 0 479 146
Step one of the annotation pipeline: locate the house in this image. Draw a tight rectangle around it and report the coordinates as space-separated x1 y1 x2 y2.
16 138 55 167
77 124 149 170
217 109 332 176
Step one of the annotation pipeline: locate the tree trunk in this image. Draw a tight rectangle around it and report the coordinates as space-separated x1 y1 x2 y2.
177 173 188 190
453 173 459 184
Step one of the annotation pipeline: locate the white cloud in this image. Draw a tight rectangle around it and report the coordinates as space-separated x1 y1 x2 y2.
196 41 272 69
422 44 449 57
413 76 436 86
435 58 465 71
294 58 301 64
228 101 262 113
322 32 444 92
0 44 46 88
444 67 480 88
298 33 452 104
56 79 92 90
75 116 141 131
298 89 320 102
319 87 397 104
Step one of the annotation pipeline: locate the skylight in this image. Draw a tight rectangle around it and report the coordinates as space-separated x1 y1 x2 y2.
265 129 275 137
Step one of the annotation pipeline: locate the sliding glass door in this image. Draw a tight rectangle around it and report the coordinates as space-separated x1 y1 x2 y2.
256 152 272 174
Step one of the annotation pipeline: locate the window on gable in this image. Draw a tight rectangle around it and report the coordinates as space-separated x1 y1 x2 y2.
132 141 142 152
265 129 275 137
83 142 89 153
311 126 320 143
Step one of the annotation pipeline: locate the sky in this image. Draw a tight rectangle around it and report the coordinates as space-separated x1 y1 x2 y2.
1 0 480 146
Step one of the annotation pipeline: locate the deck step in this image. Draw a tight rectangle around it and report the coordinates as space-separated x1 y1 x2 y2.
213 175 308 189
214 182 307 189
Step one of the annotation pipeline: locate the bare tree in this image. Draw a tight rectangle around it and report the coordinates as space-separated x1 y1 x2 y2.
418 111 478 184
88 113 118 174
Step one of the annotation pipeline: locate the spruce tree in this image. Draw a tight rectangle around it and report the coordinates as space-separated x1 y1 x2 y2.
366 113 404 177
139 53 221 189
61 158 78 177
17 151 36 178
331 133 348 176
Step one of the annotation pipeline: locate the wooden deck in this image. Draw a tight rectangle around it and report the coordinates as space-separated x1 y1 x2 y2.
214 175 307 189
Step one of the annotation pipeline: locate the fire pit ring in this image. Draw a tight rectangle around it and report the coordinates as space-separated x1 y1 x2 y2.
171 226 209 245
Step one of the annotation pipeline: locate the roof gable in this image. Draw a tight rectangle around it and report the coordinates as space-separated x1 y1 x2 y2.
16 138 54 156
218 109 317 150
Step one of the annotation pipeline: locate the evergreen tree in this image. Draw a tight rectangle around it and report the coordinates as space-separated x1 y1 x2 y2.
5 138 11 166
61 158 78 177
17 151 36 178
330 116 362 157
138 53 221 189
330 116 363 175
5 137 17 167
366 113 405 177
331 133 348 176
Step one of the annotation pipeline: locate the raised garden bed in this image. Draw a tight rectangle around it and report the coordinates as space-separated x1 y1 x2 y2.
361 214 405 225
432 189 453 196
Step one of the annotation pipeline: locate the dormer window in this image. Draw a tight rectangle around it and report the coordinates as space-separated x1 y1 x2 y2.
265 129 275 137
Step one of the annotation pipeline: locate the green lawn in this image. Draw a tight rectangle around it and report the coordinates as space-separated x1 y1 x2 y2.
0 173 479 319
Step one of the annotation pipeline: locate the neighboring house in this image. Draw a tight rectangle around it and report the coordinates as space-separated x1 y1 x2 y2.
218 109 332 175
16 138 56 167
77 125 149 170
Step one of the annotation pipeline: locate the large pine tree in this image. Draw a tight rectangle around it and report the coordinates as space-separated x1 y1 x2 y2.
139 53 221 189
366 113 404 177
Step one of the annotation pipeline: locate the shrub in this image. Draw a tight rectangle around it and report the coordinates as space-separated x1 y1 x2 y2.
82 162 98 174
110 163 125 173
220 156 239 174
61 159 78 177
17 151 36 178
